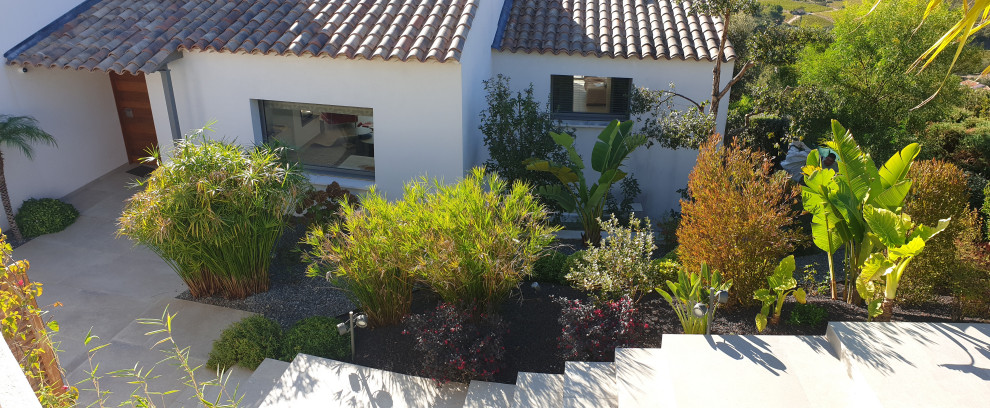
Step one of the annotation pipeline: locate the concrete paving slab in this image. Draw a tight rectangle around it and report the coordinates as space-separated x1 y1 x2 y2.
68 250 183 299
111 297 257 361
513 372 564 408
827 322 990 408
615 348 676 407
464 380 515 408
259 354 468 408
240 359 291 408
563 362 616 408
657 334 859 408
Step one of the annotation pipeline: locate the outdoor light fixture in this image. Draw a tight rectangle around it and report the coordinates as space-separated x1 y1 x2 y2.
695 288 730 335
337 311 368 361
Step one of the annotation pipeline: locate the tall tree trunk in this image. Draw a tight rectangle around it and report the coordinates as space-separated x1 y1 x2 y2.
711 12 730 145
0 151 24 243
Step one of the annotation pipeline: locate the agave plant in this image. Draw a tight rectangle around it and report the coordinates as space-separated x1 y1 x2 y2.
525 120 645 246
802 120 949 320
656 263 732 335
754 255 806 332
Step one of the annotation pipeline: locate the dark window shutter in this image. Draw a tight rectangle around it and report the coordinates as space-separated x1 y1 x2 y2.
550 75 574 113
610 77 632 117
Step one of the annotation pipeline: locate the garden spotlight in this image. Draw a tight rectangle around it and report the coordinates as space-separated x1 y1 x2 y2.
693 303 708 318
337 311 368 361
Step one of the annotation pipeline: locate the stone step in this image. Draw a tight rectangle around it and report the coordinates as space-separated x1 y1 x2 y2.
562 361 617 408
826 321 990 407
614 348 675 407
513 372 565 408
239 358 291 408
257 354 468 408
463 380 515 408
654 334 855 408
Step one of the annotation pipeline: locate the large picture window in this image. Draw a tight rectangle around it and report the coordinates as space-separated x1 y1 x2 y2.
550 75 632 121
260 100 374 177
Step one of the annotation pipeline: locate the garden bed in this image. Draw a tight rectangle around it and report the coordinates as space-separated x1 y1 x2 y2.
346 281 975 385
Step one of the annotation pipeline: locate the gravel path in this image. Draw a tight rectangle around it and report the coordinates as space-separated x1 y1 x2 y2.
176 223 354 328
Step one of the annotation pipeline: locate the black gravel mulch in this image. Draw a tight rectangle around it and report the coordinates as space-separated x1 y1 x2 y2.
348 281 987 385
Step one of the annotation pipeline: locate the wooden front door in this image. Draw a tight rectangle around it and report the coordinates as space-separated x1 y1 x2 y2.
110 72 158 164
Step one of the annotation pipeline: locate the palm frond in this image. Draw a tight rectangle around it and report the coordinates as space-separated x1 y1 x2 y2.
0 115 57 159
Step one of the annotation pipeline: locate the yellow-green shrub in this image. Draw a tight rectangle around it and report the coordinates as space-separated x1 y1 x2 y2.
677 136 803 307
900 161 980 305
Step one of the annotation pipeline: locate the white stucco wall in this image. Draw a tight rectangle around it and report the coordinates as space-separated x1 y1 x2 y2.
0 0 127 231
457 1 503 172
489 51 735 220
148 51 465 199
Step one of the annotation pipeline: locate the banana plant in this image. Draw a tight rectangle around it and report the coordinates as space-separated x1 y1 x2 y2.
754 255 806 332
656 263 732 335
525 120 645 246
857 205 949 321
801 120 920 304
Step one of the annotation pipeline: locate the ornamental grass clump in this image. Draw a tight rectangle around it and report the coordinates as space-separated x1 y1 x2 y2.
567 215 664 302
303 186 419 327
304 168 558 324
118 129 306 299
411 168 558 312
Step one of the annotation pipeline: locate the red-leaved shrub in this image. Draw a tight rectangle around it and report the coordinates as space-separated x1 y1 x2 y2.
555 296 643 361
401 303 507 384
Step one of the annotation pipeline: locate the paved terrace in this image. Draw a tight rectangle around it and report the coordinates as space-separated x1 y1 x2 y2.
15 166 256 406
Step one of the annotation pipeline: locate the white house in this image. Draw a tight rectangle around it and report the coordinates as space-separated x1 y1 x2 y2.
3 0 734 223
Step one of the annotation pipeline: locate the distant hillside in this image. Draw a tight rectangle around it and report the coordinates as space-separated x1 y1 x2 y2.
759 0 844 27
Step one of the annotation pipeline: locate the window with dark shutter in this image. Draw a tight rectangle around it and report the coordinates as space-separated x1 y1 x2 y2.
550 75 574 114
550 75 631 121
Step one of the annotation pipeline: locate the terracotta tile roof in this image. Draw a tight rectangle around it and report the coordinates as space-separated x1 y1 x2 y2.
494 0 735 61
5 0 478 74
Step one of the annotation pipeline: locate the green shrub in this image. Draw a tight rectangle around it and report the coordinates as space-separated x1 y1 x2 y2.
118 131 307 299
677 136 803 307
740 114 791 164
754 256 807 332
207 315 283 371
282 316 349 361
900 161 979 304
305 168 558 323
530 251 568 284
787 303 828 326
563 250 586 276
567 216 664 302
14 198 78 238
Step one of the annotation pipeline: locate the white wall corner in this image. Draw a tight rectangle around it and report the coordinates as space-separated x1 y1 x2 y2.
0 340 43 408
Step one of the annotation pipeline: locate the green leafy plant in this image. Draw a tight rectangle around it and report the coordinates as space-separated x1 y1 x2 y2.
604 175 642 226
856 205 949 319
479 75 570 193
754 256 807 332
677 135 802 307
206 315 284 371
802 120 928 305
530 250 569 284
0 115 57 244
282 316 349 361
1 231 75 407
14 198 78 239
656 264 733 334
984 184 990 240
118 127 307 299
82 307 242 408
787 303 828 327
526 120 646 246
567 215 664 302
